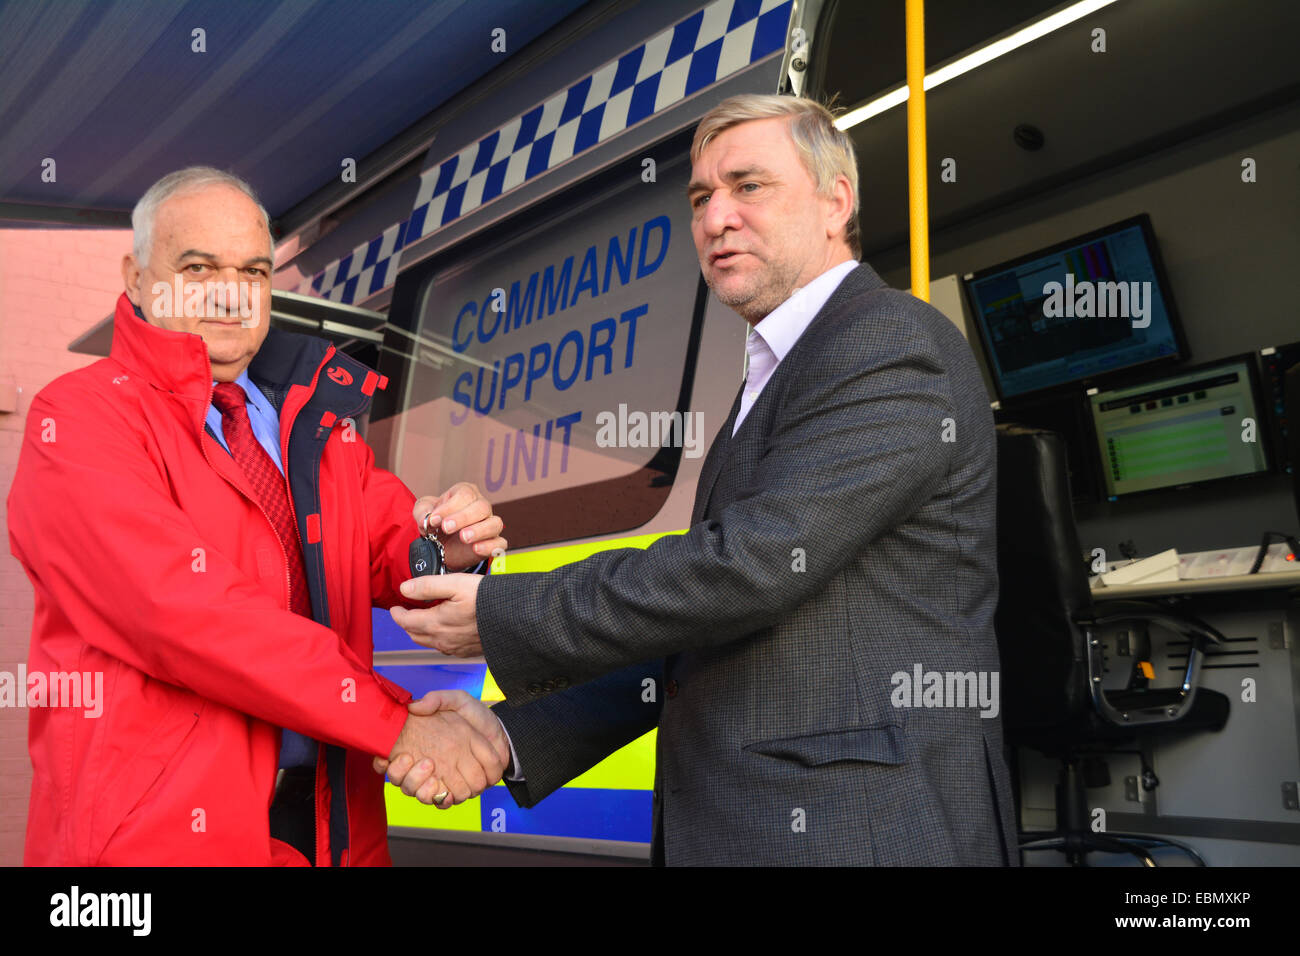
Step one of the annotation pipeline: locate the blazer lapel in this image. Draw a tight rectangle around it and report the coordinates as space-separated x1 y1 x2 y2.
691 382 744 525
688 262 884 526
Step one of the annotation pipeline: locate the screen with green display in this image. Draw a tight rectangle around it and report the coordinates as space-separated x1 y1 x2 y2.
1089 357 1269 498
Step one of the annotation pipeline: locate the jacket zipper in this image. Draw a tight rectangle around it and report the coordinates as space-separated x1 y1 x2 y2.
274 390 322 868
201 379 319 865
275 387 323 868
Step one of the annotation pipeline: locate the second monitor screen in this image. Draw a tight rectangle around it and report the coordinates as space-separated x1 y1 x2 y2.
1089 357 1269 499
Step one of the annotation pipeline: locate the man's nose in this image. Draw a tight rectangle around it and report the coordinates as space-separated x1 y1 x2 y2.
205 265 241 287
700 192 740 236
206 268 243 306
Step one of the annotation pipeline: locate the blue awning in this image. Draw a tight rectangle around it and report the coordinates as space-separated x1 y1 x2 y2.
0 0 590 225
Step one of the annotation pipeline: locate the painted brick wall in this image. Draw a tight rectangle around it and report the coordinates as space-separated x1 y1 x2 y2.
0 227 130 866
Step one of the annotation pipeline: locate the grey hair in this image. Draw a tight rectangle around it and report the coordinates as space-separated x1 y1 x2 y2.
691 94 861 258
131 166 272 266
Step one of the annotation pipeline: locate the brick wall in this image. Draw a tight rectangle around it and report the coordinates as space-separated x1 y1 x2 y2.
0 227 130 866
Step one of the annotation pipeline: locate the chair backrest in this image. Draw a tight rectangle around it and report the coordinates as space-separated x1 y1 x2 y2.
993 424 1094 731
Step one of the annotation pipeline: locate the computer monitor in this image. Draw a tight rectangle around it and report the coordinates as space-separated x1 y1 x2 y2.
1259 340 1300 477
963 214 1187 401
1087 355 1271 500
1285 362 1300 525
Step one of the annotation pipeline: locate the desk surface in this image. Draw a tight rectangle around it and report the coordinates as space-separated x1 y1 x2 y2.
1091 567 1300 599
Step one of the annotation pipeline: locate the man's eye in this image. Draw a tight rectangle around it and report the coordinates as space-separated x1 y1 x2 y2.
185 263 208 273
739 182 760 193
692 194 709 208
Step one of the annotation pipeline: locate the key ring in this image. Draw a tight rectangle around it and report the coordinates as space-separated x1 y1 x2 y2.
416 512 447 574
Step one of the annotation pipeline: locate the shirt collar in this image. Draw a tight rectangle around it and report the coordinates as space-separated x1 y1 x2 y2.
750 259 859 361
212 367 273 419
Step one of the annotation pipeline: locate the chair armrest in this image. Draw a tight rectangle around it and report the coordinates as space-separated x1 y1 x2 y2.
1077 600 1226 648
1072 600 1224 728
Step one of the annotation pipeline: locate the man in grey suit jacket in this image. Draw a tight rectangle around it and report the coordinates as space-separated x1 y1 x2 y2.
382 95 1017 866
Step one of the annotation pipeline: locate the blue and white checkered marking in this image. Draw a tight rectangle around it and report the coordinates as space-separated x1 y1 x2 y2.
310 219 405 303
302 0 793 304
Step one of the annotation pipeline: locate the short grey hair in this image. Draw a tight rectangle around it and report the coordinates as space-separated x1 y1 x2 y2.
691 95 861 258
131 166 272 266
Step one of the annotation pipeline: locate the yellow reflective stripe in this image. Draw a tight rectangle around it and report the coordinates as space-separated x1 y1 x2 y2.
488 528 687 574
478 673 653 785
566 730 655 790
477 527 680 789
384 783 482 830
480 668 505 703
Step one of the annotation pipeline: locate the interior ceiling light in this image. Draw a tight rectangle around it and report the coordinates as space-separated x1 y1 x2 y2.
835 0 1121 130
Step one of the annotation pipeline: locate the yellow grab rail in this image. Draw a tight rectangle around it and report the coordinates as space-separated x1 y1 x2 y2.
905 0 930 302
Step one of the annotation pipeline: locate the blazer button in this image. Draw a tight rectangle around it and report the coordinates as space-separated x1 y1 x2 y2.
665 679 679 698
541 679 555 692
553 677 570 689
526 682 542 695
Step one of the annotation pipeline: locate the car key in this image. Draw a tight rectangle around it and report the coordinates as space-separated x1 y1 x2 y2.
408 512 447 578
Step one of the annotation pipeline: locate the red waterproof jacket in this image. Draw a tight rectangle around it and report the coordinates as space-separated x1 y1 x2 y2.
8 292 427 866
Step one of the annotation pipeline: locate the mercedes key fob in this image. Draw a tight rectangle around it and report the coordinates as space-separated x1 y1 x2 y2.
408 513 447 577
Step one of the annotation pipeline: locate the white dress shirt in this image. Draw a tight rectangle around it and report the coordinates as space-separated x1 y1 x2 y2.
733 258 859 436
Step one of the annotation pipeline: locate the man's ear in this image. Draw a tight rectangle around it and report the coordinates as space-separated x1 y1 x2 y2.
122 254 142 306
825 174 854 240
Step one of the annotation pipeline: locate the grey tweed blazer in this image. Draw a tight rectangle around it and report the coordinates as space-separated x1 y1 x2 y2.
482 261 1017 866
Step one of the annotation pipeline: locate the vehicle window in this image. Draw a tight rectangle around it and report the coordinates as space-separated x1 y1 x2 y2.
388 145 706 549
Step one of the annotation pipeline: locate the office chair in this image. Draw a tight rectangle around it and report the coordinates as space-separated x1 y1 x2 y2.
993 424 1230 867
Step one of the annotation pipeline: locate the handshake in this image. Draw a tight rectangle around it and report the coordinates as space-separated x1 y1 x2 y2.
374 690 511 807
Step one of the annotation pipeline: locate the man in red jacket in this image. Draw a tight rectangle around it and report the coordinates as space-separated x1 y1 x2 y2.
7 167 507 865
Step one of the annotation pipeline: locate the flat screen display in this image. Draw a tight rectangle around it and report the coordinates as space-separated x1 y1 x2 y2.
1087 356 1270 499
964 214 1185 400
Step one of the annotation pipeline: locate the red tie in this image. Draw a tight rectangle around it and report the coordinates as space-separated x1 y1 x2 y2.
211 382 312 618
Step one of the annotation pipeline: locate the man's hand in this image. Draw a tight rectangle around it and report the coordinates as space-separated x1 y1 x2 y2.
412 483 506 572
389 573 483 657
374 690 510 807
